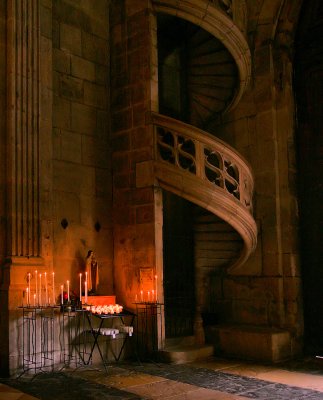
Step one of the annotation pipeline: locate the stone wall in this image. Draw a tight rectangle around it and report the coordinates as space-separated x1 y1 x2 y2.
0 0 114 376
52 0 113 295
110 0 161 309
205 0 303 355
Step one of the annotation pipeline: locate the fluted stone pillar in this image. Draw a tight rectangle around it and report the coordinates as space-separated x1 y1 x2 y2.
1 0 53 375
7 0 41 259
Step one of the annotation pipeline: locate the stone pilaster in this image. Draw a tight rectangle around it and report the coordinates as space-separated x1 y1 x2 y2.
7 0 41 258
1 0 53 375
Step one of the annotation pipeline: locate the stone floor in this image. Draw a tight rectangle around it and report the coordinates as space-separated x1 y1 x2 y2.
1 356 323 399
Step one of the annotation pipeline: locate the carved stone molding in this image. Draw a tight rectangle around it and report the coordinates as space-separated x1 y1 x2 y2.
7 0 41 257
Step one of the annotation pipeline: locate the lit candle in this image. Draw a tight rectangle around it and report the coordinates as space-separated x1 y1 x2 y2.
140 290 143 302
33 293 36 306
135 293 138 302
67 280 70 302
45 272 48 305
52 272 55 305
85 281 88 304
60 284 63 305
26 287 29 307
152 289 155 302
39 274 42 305
79 273 82 302
35 270 38 305
148 291 150 302
155 274 158 302
28 273 31 305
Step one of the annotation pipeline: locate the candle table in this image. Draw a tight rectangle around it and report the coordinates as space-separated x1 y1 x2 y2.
83 309 136 373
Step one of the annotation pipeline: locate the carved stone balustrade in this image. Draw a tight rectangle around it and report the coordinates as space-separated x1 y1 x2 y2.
149 112 257 273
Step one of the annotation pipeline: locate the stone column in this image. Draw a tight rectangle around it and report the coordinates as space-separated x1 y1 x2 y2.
110 1 164 355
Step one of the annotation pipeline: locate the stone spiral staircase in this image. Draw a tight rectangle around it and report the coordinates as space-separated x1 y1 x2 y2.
150 0 257 362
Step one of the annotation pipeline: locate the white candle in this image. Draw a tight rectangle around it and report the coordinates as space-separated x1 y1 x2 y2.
26 287 29 306
85 281 88 304
140 290 143 302
28 273 31 305
35 270 38 305
45 272 48 305
39 274 42 305
60 284 63 305
67 280 70 302
33 293 36 306
52 272 55 305
79 273 82 302
152 289 155 302
155 274 158 302
135 293 138 302
148 291 150 302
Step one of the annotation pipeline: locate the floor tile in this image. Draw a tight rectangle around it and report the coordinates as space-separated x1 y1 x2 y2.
0 394 27 400
125 379 199 399
0 383 21 393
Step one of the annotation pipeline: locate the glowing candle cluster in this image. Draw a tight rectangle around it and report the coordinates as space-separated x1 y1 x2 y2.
136 274 158 303
23 268 93 308
85 304 123 315
24 270 55 307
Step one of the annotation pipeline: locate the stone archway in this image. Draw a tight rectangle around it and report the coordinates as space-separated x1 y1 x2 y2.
294 0 323 354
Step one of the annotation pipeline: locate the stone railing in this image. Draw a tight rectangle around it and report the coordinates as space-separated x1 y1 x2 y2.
151 113 254 213
152 1 250 115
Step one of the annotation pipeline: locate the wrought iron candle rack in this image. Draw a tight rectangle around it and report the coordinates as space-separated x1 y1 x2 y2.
134 302 164 359
19 305 60 376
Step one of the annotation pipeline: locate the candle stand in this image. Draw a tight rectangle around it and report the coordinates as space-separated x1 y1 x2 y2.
18 306 137 375
60 306 90 369
134 302 164 359
19 306 60 376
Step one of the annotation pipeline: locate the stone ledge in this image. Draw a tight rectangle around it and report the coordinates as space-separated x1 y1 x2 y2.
206 324 291 362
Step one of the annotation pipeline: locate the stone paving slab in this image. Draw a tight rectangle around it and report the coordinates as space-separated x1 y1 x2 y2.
0 372 142 400
2 360 323 400
120 362 323 399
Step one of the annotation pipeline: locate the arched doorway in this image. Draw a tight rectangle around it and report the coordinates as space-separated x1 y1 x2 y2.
294 0 323 354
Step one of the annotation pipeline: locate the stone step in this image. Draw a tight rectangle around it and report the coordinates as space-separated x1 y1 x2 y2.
165 335 195 348
206 324 291 362
158 343 214 364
